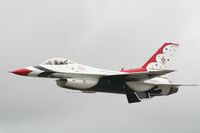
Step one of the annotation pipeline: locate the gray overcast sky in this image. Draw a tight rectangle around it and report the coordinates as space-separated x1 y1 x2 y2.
0 0 200 133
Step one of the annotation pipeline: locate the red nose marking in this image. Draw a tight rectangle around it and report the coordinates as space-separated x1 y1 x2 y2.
11 68 32 76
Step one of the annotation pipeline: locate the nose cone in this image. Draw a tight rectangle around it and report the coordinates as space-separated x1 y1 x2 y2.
11 68 32 76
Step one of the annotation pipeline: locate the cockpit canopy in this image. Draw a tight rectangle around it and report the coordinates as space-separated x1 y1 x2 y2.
42 58 75 65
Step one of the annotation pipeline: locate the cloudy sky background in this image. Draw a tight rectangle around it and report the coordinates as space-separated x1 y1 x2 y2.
0 0 200 133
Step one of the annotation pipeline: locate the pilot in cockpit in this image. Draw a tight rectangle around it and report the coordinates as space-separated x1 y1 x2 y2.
42 58 73 65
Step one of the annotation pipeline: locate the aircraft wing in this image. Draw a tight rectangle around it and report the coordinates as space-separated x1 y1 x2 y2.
104 69 175 81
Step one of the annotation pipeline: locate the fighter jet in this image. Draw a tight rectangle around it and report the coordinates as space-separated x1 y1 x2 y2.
11 43 196 103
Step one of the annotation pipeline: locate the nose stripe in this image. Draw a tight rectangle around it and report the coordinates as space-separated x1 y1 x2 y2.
34 66 55 72
34 66 55 77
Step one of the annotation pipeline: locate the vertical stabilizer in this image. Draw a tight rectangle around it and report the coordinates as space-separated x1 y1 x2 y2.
142 43 179 70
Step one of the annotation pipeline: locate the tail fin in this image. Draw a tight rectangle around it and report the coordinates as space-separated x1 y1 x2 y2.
142 43 179 70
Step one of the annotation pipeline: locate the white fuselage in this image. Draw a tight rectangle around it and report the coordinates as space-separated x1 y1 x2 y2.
26 63 170 92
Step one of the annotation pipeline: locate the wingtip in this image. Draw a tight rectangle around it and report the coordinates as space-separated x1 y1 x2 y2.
164 42 179 47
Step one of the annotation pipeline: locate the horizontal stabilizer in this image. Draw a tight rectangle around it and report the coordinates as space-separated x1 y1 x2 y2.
148 69 176 75
145 82 198 87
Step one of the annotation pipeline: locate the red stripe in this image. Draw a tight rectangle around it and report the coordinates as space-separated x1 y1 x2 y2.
121 68 147 73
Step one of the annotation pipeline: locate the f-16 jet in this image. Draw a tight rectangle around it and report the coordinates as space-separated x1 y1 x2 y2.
11 43 196 103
